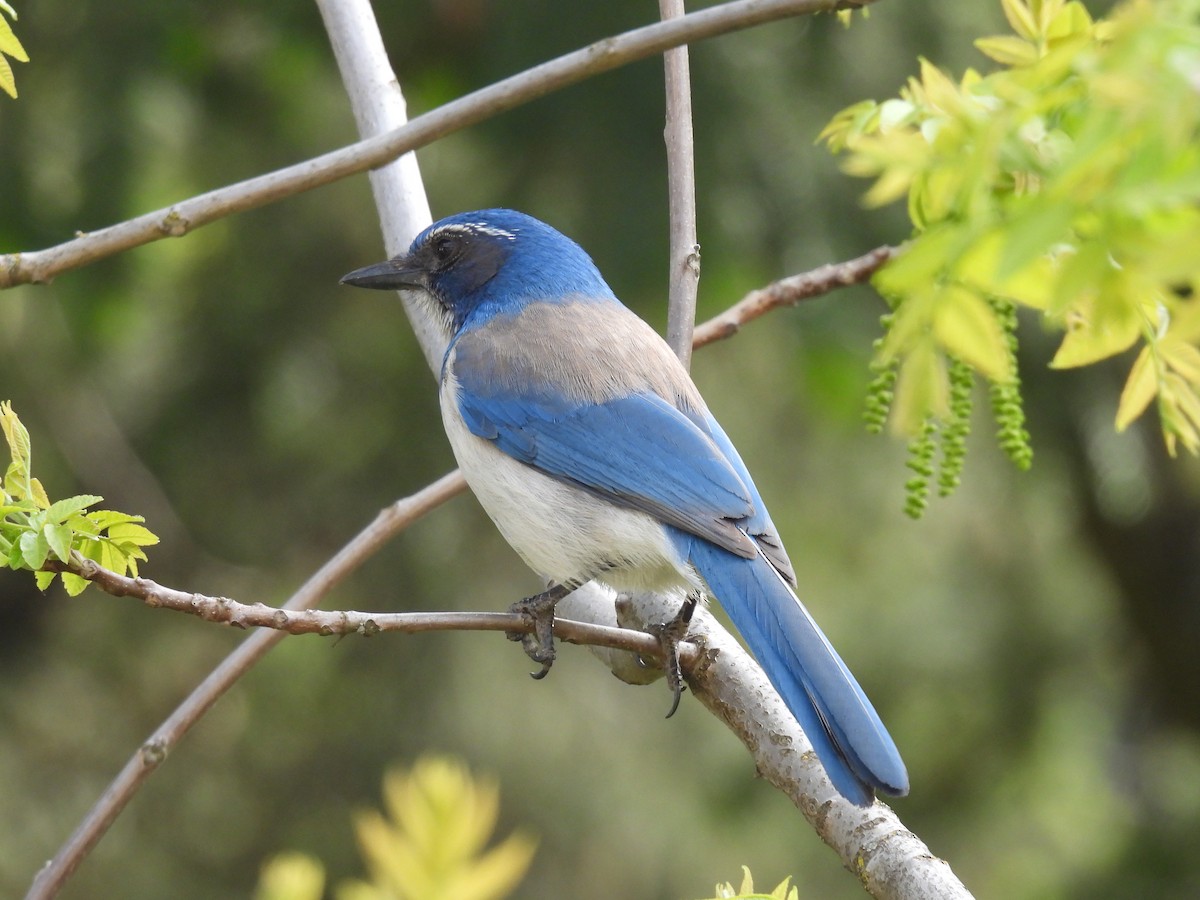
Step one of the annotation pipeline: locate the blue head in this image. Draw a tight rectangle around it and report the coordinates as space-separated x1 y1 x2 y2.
341 209 616 338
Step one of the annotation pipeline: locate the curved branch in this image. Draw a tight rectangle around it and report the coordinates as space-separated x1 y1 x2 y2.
0 0 874 290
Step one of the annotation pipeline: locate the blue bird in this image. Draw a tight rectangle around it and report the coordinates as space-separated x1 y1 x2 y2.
341 209 908 805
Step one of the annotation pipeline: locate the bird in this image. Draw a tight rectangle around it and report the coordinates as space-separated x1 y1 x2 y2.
341 208 908 806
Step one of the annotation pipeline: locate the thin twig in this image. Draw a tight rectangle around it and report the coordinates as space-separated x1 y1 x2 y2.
25 470 467 900
0 0 875 290
693 243 898 348
660 0 701 368
44 552 684 661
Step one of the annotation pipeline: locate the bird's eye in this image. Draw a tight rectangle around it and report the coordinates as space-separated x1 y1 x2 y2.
431 235 460 266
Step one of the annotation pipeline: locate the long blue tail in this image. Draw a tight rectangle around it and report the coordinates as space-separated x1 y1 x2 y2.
673 529 908 806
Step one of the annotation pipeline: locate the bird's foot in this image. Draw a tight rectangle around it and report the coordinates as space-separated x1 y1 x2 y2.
646 592 699 718
507 582 573 680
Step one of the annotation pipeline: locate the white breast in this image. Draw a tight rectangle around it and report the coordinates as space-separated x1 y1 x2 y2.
439 368 694 593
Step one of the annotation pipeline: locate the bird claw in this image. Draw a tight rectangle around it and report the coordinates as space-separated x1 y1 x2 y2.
646 592 698 718
507 583 572 679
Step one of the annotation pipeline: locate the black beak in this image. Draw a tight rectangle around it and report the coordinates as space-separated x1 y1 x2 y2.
340 256 425 290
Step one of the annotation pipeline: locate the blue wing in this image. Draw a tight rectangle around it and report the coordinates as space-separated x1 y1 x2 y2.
454 375 760 559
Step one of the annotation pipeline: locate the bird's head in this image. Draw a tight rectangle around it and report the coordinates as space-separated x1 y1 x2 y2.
340 208 615 338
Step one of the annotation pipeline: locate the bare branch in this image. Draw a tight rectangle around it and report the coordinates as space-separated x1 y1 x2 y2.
660 0 701 368
25 470 467 900
315 0 440 369
43 552 683 662
0 0 875 290
675 604 974 900
694 243 898 348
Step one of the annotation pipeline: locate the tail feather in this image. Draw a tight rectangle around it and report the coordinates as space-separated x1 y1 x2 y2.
675 530 908 805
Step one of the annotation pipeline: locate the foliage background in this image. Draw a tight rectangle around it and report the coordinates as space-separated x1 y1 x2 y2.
2 0 1199 897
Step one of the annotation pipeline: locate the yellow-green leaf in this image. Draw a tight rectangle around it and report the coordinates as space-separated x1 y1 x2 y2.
0 401 31 473
1001 0 1039 40
107 521 160 548
891 339 950 435
62 571 90 597
975 35 1040 67
1160 338 1200 383
933 285 1013 381
254 853 326 900
1116 346 1157 431
1050 308 1141 368
0 13 27 61
29 476 49 510
0 53 15 99
35 570 57 591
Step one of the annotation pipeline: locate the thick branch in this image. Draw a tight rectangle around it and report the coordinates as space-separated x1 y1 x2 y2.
660 0 701 368
0 0 874 290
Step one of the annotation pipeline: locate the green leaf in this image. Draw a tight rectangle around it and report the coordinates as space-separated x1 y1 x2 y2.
6 535 24 569
35 570 57 591
19 529 49 570
107 521 160 548
43 522 72 562
45 494 103 525
998 203 1074 279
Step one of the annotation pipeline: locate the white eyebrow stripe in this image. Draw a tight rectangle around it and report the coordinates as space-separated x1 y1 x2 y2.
436 223 517 240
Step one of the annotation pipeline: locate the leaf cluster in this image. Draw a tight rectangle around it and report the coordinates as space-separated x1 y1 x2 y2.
0 1 27 99
823 0 1200 507
701 866 799 900
1 401 158 595
256 756 537 900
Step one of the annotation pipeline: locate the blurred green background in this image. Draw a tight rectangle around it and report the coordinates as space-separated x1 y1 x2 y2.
3 1 1200 898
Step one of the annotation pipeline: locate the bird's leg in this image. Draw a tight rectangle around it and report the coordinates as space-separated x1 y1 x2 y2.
507 581 574 680
646 591 699 718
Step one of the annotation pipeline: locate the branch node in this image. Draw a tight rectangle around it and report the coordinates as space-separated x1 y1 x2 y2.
140 738 169 768
144 590 163 609
158 209 190 237
359 618 381 637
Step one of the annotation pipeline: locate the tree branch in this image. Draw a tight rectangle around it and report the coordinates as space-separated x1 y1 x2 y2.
660 0 701 368
25 470 467 900
0 0 874 290
693 243 898 348
44 551 684 662
48 544 972 899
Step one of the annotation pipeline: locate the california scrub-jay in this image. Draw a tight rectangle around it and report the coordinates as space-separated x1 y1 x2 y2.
341 209 908 805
